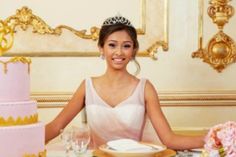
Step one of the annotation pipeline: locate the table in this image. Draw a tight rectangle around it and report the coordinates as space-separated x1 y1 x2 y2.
46 142 202 157
47 150 202 157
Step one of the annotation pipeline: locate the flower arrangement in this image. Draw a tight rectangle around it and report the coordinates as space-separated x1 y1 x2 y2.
204 121 236 157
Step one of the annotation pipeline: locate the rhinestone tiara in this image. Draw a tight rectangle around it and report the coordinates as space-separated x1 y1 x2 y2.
102 15 133 27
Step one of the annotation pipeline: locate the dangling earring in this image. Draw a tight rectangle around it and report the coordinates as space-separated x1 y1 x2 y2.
100 54 105 60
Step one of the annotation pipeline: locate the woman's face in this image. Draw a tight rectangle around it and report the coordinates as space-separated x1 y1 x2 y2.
99 30 134 71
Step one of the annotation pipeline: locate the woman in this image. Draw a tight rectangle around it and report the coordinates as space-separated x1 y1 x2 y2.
46 15 205 149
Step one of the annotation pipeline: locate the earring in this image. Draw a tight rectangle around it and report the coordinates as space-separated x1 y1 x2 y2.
100 54 105 60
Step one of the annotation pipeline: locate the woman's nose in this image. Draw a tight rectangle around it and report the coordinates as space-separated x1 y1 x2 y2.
114 46 122 55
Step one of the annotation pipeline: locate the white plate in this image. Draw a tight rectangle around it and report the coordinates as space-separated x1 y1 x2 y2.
190 148 204 153
99 143 166 157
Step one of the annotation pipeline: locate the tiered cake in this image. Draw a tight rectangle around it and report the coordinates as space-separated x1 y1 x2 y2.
0 57 45 157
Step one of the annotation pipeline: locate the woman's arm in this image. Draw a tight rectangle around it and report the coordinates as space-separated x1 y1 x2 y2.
144 80 205 150
45 80 86 143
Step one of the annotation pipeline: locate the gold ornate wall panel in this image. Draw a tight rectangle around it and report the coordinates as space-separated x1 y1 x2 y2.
0 0 168 59
192 0 236 72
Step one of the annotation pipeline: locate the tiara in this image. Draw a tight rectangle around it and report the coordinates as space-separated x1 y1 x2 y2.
102 15 133 27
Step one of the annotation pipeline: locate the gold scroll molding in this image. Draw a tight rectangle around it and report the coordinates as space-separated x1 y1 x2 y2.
4 6 100 40
33 91 236 108
1 0 168 59
0 20 14 55
192 0 236 72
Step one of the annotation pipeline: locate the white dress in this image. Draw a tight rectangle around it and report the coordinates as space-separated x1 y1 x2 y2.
85 77 147 148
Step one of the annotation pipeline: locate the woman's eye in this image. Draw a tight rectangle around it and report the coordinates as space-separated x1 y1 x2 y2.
123 44 132 48
108 43 116 48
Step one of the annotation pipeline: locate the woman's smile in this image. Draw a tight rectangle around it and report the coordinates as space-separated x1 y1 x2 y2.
112 57 126 63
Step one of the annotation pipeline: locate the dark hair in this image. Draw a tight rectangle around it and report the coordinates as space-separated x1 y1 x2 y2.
98 23 140 75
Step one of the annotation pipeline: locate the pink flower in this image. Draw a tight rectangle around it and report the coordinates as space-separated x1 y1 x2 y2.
204 121 236 157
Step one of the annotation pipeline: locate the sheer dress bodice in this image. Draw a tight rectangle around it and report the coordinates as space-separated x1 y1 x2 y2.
85 77 147 148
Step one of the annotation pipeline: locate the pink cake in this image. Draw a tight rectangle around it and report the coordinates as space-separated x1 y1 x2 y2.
0 57 46 157
0 57 29 102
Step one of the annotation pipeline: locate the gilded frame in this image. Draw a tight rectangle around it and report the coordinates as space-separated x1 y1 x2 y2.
1 0 168 59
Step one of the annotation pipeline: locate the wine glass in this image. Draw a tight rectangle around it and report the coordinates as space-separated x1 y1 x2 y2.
60 129 73 156
71 124 90 157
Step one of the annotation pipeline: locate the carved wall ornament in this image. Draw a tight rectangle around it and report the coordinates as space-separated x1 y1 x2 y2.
192 0 236 72
208 0 234 29
4 7 100 40
0 20 14 56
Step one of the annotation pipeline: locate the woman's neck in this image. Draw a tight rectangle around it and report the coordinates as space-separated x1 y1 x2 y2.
102 69 134 84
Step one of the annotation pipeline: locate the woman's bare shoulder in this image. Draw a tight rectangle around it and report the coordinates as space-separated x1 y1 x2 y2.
144 79 156 89
144 79 159 98
72 80 85 95
81 76 102 87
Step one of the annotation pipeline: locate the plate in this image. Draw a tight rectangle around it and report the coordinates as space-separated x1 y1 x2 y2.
190 148 204 153
99 142 166 157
